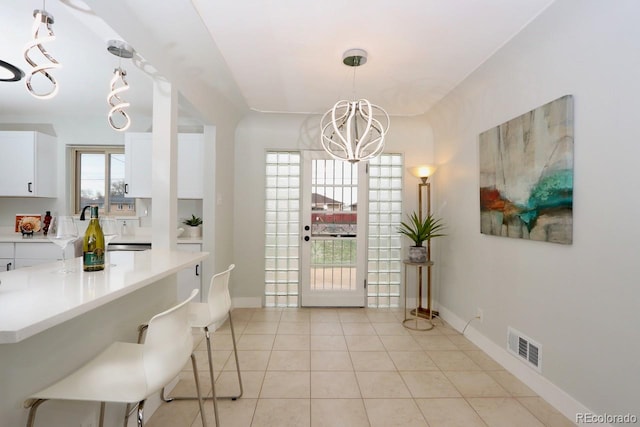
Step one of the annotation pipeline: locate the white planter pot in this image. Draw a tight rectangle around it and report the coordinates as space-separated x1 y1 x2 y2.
408 246 427 263
183 225 202 238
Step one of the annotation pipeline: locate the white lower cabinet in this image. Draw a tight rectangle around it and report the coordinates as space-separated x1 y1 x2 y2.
177 243 203 302
13 242 74 269
0 258 12 272
0 243 13 271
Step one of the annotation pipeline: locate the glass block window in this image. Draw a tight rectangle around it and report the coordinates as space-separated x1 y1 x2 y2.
264 152 301 307
367 154 403 307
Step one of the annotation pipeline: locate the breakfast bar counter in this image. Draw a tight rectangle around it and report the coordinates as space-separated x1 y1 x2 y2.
0 249 208 427
0 249 208 343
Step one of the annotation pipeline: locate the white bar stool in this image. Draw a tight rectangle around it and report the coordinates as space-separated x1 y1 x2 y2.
24 290 207 427
162 264 242 427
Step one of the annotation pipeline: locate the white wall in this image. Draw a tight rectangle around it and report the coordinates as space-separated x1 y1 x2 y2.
233 112 433 303
425 0 640 420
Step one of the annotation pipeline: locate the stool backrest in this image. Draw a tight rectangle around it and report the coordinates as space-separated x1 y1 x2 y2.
206 264 235 323
143 289 199 392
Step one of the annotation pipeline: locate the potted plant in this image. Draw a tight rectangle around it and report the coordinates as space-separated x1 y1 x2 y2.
398 212 446 262
182 214 203 238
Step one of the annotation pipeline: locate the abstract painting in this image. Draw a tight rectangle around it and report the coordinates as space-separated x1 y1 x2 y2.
479 95 574 244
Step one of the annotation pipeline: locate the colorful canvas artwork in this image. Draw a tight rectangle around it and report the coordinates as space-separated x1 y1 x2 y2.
479 95 574 244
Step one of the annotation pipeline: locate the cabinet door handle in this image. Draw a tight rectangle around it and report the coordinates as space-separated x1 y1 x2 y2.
27 182 33 193
124 183 129 194
6 262 12 271
195 264 200 276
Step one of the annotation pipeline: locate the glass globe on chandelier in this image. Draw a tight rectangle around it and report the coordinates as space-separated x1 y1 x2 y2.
320 49 390 163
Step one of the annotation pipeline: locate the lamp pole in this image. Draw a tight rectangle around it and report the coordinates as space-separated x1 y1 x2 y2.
413 176 437 319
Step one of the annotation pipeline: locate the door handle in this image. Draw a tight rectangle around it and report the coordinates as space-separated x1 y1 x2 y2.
195 264 200 276
6 262 11 271
27 182 33 193
124 183 129 194
304 236 310 241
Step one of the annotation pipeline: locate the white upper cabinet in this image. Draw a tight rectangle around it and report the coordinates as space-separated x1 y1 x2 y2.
177 134 204 199
124 133 152 198
0 131 57 197
124 132 204 199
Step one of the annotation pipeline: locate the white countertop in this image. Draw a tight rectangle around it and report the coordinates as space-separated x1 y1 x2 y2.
0 232 202 245
0 249 208 343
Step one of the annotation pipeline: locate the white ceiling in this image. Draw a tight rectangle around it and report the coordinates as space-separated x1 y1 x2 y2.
0 0 556 120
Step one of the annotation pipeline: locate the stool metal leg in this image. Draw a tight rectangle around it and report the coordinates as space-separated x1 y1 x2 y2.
204 327 220 426
225 310 243 400
24 398 46 427
124 402 133 427
136 399 145 427
162 311 243 403
203 311 243 400
191 353 209 427
160 386 173 403
99 402 106 427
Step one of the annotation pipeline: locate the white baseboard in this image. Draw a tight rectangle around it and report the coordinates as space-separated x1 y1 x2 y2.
231 297 420 310
437 304 607 427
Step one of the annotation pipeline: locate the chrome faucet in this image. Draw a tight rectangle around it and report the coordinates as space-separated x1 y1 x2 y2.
79 205 91 221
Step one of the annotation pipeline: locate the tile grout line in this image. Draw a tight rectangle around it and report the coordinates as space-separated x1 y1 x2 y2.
159 308 567 426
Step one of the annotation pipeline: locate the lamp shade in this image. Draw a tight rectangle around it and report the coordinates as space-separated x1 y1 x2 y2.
409 165 436 179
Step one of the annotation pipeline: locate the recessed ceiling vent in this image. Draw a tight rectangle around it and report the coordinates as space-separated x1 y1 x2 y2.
507 327 542 373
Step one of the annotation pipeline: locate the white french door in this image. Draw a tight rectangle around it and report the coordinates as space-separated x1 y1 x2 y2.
300 151 368 307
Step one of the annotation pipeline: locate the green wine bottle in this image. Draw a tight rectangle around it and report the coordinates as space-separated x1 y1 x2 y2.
83 206 105 272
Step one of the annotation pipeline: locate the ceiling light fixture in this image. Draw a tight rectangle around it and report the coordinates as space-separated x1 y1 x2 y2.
106 40 134 132
320 49 390 163
24 4 61 99
0 60 25 82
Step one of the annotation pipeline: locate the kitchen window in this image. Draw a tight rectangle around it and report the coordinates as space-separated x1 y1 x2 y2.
71 146 135 216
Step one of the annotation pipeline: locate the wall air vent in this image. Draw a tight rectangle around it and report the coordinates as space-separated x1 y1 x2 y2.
507 327 542 373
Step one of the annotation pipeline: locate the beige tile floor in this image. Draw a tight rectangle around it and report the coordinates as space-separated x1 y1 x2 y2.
147 307 575 427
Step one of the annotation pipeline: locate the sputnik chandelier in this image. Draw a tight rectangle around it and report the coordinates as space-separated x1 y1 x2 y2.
106 40 134 132
320 49 390 163
24 1 61 99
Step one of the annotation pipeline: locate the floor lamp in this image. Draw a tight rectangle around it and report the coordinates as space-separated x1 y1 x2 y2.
409 165 438 319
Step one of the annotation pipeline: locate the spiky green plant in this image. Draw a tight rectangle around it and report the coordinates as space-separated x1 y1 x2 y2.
182 214 203 227
397 212 446 247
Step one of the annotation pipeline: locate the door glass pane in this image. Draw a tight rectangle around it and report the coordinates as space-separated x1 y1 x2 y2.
310 159 358 292
79 153 105 210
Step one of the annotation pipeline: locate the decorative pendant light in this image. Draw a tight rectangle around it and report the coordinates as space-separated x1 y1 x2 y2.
24 3 61 99
320 49 390 163
0 60 24 82
106 40 134 132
